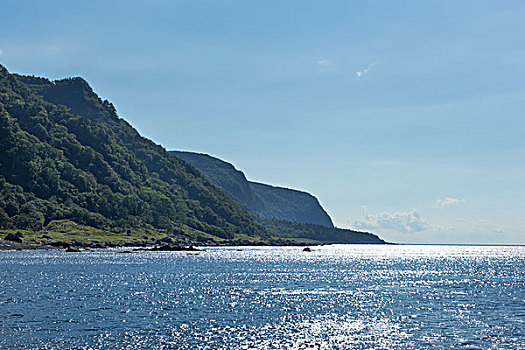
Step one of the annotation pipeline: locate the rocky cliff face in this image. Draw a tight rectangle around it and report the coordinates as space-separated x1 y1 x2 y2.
171 151 334 228
249 182 334 227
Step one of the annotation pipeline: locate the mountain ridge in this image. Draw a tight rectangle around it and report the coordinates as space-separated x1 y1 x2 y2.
171 150 334 228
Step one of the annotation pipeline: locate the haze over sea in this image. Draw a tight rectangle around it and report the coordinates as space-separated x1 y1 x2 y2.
1 245 523 349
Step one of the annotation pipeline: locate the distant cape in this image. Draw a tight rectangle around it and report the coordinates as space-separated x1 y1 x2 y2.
170 151 334 228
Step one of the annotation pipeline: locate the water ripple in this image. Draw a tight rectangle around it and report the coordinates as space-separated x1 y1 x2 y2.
0 245 523 349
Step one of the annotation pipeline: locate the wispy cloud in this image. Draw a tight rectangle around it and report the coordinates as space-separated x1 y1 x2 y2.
352 205 428 234
356 62 377 77
436 197 466 208
0 49 3 56
317 58 332 67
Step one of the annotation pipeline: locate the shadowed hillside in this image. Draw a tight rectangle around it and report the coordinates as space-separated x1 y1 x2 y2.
171 151 334 227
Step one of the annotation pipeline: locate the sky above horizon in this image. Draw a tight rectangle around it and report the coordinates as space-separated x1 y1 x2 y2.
1 0 524 244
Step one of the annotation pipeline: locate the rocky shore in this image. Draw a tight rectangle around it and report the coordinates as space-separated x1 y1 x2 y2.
0 231 312 252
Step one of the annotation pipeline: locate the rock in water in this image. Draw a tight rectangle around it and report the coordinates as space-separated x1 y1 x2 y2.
150 245 200 252
303 247 312 252
65 247 81 252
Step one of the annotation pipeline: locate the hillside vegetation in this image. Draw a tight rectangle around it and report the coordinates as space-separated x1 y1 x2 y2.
0 65 268 242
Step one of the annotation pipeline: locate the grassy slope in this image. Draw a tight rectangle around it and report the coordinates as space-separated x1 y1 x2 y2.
0 219 269 245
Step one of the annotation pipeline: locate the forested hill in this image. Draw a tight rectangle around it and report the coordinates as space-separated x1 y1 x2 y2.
170 151 334 227
0 64 268 242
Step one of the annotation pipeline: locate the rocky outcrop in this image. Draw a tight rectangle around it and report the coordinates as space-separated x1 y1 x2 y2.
4 232 23 243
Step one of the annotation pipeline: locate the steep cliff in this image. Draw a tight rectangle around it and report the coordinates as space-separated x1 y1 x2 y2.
171 151 334 228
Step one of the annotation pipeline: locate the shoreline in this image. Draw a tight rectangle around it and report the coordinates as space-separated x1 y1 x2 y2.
0 238 391 252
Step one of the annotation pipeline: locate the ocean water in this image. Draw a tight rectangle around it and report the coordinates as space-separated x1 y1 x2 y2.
0 245 523 349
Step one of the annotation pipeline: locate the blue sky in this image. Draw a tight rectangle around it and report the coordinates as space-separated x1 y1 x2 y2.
1 0 524 244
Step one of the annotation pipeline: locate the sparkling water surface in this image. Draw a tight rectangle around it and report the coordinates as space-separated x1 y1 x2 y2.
0 245 523 349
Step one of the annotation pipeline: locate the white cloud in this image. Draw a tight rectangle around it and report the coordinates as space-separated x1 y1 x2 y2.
317 58 332 67
0 49 3 56
356 62 377 77
352 205 428 234
436 197 466 208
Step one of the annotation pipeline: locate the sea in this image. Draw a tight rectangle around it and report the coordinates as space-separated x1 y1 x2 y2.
0 245 523 349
